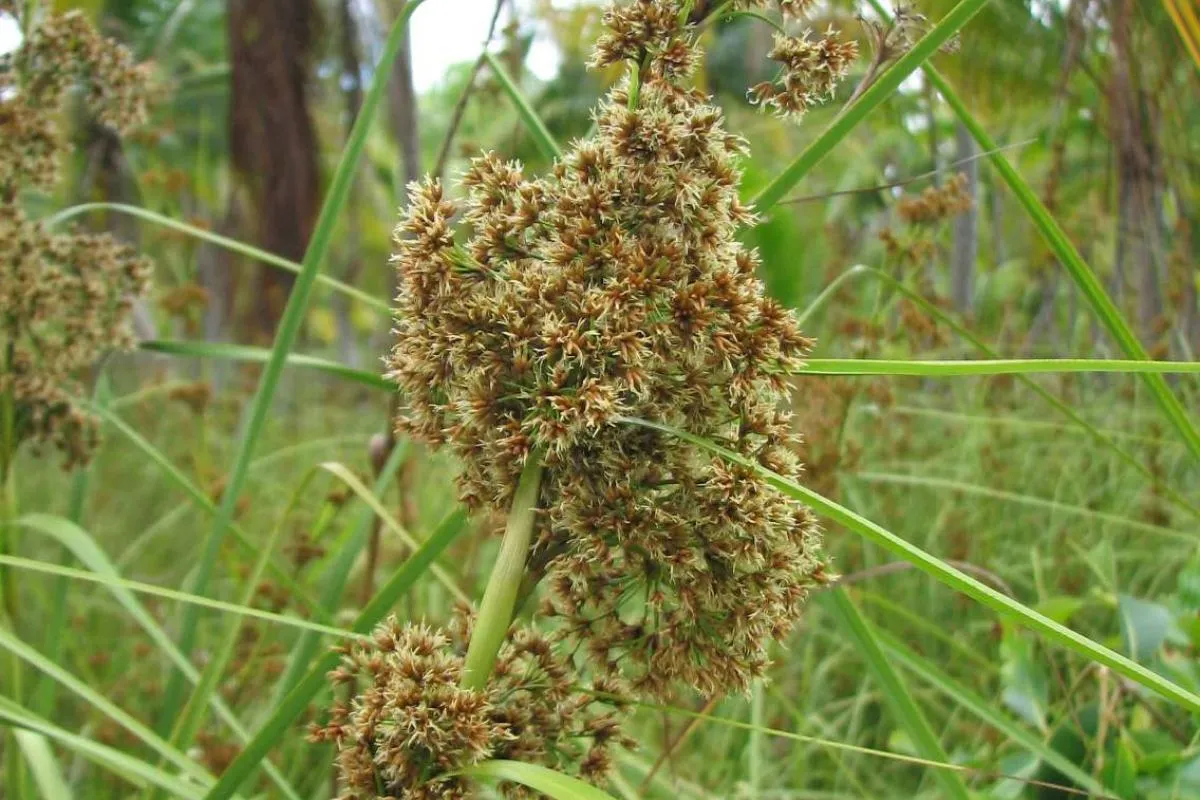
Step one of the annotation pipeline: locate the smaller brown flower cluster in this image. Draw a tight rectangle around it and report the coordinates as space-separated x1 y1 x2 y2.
1 205 151 467
740 1 858 121
0 11 152 469
897 172 973 225
591 0 699 79
1 10 151 195
313 612 630 800
749 29 859 120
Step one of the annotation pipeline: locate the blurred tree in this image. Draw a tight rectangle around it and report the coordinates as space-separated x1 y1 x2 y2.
227 0 321 341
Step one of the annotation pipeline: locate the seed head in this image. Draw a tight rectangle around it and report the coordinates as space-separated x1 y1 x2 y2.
1 205 151 468
1 10 152 195
314 613 629 799
748 28 859 121
388 0 828 700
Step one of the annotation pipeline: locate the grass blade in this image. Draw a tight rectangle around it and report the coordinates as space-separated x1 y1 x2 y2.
44 202 387 313
865 0 1200 464
139 340 393 391
270 443 407 703
15 514 297 798
483 51 562 161
0 697 203 800
819 265 1200 521
853 472 1193 543
164 469 342 791
821 589 971 800
751 0 991 211
202 508 469 800
319 461 469 603
159 0 429 732
13 730 72 800
798 358 1200 376
876 628 1111 797
85 401 325 614
618 417 1200 713
461 760 618 800
0 554 357 640
0 626 216 788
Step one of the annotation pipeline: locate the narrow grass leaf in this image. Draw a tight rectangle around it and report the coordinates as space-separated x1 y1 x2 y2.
461 761 618 800
165 469 347 796
202 508 468 800
86 401 325 613
483 51 562 161
0 698 204 800
0 554 358 639
861 0 1200 463
271 443 407 702
15 514 297 797
831 266 1200 520
161 0 429 732
799 358 1200 376
140 340 394 392
854 472 1193 543
619 417 1200 713
751 0 991 211
0 626 215 787
45 202 387 313
13 730 72 800
319 461 469 603
821 589 971 800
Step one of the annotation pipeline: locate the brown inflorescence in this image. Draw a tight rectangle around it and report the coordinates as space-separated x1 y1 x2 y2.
312 613 630 800
748 28 859 121
1 10 151 195
388 0 828 700
0 205 151 467
0 10 153 469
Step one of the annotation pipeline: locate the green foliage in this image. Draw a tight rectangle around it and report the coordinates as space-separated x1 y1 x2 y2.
2 0 1199 798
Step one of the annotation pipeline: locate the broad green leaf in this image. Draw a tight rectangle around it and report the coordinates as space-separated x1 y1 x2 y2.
1118 595 1174 662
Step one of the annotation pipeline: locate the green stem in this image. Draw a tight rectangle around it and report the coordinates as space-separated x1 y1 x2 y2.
461 454 544 691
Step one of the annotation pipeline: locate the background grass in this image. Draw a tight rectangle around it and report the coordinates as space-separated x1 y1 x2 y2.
3 0 1199 798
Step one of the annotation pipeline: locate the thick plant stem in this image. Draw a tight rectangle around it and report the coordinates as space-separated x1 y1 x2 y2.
461 453 544 691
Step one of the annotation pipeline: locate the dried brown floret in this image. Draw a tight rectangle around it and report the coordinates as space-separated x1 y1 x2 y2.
748 28 859 121
0 205 151 467
0 11 153 469
897 172 973 225
0 10 151 194
312 614 629 799
389 4 828 700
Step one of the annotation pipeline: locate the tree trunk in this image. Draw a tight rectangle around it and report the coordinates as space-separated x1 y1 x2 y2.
334 0 366 369
228 0 321 343
951 122 978 314
1108 0 1166 347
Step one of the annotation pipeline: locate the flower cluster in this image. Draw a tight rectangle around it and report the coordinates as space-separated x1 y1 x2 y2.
748 29 859 121
389 0 827 701
0 10 152 468
0 205 151 467
897 172 973 226
312 613 629 800
1 10 151 195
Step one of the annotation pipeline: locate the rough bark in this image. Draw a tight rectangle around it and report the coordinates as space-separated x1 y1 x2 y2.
228 0 321 342
1108 0 1166 346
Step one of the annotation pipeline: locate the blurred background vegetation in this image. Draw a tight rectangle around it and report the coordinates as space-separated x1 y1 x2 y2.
6 0 1200 797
